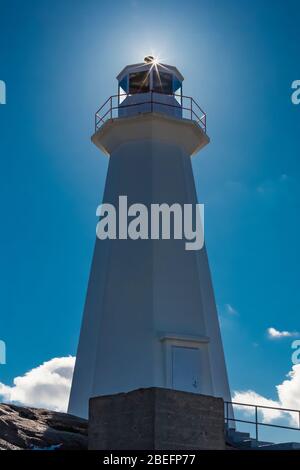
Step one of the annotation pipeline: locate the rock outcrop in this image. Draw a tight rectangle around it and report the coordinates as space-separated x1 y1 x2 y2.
0 403 87 450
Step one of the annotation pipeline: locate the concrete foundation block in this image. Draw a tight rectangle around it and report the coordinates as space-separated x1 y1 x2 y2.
89 387 225 450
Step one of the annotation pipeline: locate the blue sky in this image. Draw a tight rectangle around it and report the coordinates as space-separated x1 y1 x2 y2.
0 0 300 411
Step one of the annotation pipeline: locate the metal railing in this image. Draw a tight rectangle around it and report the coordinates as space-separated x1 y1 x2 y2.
94 92 207 133
225 401 300 443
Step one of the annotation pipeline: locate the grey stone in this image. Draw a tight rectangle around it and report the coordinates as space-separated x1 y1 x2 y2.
89 387 225 450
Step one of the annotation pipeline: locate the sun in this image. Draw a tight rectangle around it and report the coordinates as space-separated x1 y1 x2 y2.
139 54 172 91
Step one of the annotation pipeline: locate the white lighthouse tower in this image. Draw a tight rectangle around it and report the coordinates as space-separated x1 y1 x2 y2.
68 58 232 419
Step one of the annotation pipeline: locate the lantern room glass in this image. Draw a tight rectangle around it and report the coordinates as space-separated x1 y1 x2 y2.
118 67 183 110
129 71 150 94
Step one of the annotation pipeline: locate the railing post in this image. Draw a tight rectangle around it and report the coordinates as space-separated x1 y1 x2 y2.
110 96 112 120
190 97 192 120
255 406 258 442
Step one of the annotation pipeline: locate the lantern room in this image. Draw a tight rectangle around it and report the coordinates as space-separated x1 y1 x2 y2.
117 57 184 118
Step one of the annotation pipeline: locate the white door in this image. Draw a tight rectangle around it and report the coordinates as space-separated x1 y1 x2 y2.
171 346 201 393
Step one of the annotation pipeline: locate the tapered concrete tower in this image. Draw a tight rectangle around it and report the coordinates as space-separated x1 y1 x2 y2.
68 58 232 419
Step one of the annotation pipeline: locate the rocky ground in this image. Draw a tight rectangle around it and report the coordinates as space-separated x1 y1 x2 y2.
0 403 87 450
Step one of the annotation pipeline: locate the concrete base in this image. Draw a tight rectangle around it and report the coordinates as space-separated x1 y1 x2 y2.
89 388 225 450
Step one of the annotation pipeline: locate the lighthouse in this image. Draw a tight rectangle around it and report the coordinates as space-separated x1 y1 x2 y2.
68 57 232 419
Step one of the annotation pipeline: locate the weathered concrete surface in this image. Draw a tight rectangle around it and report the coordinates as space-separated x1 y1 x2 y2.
89 387 225 450
0 403 88 450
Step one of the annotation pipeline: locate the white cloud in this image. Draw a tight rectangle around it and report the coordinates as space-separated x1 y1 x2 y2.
267 327 299 339
232 390 285 423
233 364 300 426
277 366 300 411
225 303 238 315
0 356 75 412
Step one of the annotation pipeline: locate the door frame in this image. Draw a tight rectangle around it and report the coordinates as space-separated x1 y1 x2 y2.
159 333 210 391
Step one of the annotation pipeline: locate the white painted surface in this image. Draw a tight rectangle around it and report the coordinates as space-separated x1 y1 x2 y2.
172 346 201 393
68 111 231 419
